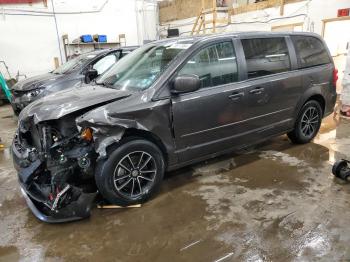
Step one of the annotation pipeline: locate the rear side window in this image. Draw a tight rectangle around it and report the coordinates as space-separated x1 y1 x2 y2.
241 37 291 79
292 36 331 69
179 41 238 88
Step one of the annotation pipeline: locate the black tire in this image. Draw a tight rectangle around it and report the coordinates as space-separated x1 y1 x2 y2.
288 100 323 144
95 139 165 206
332 160 348 177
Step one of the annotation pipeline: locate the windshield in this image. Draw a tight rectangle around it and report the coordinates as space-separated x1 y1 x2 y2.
96 41 193 91
53 52 99 74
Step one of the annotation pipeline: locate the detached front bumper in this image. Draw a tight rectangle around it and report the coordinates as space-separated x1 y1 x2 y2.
12 138 97 223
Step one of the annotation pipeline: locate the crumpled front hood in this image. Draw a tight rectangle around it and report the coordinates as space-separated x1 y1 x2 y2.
12 73 64 91
19 85 131 124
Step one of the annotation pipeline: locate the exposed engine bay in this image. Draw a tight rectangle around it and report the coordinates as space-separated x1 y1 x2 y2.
13 115 98 222
11 84 175 223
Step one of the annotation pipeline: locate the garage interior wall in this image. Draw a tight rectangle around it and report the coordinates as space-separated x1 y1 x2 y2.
159 0 350 37
0 0 158 78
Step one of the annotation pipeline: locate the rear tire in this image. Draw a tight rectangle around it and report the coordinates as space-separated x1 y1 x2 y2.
288 100 322 144
95 139 165 206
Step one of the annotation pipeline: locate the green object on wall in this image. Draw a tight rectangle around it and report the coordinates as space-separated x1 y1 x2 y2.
0 73 12 102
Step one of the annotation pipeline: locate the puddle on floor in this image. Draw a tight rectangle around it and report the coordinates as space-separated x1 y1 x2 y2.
1 106 350 261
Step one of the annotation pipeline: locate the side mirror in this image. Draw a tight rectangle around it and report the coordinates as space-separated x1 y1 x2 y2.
172 74 200 94
84 69 98 84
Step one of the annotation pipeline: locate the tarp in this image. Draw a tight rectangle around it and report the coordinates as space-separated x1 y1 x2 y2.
0 73 12 102
341 48 350 106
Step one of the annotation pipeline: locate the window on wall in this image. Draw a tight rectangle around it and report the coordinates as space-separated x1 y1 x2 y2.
178 41 238 89
241 37 291 79
292 36 331 69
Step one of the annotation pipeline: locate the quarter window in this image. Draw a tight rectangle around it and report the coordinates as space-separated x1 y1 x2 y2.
179 41 238 88
241 38 291 79
292 36 331 69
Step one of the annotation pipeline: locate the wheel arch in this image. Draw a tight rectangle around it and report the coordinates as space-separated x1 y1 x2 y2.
294 91 326 121
104 128 168 167
305 94 325 116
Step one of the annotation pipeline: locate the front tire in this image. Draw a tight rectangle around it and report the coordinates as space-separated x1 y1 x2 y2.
288 100 322 144
95 139 165 206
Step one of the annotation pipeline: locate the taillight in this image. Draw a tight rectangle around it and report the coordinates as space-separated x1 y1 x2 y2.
333 68 338 87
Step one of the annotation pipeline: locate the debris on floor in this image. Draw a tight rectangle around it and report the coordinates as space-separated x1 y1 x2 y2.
97 204 142 209
332 159 350 181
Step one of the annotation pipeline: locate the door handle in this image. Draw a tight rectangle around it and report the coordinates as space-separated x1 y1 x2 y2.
228 92 244 100
249 87 264 95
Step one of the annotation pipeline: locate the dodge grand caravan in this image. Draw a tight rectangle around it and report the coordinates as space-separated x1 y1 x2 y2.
12 32 337 222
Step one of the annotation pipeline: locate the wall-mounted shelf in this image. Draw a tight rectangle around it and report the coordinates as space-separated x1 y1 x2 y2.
62 34 120 61
66 42 120 46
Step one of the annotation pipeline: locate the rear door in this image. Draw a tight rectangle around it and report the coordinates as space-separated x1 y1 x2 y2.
291 35 335 109
171 39 250 162
239 36 301 140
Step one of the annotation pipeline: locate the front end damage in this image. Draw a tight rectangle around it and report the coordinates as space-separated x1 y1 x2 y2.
11 85 174 223
12 116 98 223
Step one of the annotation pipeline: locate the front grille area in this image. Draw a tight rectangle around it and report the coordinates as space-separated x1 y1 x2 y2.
18 118 42 152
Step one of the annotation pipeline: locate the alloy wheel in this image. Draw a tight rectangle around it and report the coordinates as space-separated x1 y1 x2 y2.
300 106 319 138
113 151 157 199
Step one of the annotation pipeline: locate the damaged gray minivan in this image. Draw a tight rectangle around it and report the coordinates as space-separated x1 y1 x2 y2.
12 32 337 222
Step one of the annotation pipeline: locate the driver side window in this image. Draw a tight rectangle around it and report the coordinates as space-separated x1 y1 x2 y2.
93 54 117 75
178 41 238 89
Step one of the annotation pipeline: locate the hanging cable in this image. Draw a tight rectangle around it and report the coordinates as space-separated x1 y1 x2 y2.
50 0 63 64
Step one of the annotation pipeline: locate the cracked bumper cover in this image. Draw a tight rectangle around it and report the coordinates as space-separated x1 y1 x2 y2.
19 184 97 223
12 141 97 223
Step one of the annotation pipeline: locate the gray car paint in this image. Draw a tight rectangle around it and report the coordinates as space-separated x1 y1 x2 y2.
19 85 131 124
16 31 337 171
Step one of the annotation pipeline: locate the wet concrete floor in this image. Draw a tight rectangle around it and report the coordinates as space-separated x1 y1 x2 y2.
1 104 350 261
